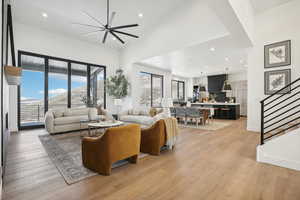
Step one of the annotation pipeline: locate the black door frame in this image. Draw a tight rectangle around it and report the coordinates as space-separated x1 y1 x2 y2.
172 80 185 100
17 50 106 130
140 71 164 107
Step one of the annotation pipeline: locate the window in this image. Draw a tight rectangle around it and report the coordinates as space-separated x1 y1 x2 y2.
48 59 68 110
90 66 105 107
19 55 45 127
18 51 106 129
139 72 164 107
71 63 88 108
172 80 185 100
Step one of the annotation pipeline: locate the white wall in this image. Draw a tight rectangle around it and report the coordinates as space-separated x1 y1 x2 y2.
247 0 300 132
9 22 121 131
228 0 254 43
228 71 247 82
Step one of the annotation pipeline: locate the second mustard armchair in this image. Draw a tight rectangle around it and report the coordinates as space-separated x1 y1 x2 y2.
82 124 141 176
140 119 167 156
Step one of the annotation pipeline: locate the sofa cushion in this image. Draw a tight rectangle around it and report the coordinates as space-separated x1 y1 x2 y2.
64 108 89 117
54 115 88 125
139 108 150 116
119 115 154 125
51 109 64 118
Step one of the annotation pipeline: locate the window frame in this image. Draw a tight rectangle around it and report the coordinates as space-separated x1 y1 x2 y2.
172 80 185 101
17 50 106 130
140 71 164 107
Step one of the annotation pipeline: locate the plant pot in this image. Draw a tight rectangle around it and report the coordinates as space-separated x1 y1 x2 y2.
4 65 22 85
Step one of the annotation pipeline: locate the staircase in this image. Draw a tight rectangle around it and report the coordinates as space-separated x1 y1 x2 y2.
257 77 300 170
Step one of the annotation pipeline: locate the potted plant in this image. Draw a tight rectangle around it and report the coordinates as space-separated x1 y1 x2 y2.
106 69 130 116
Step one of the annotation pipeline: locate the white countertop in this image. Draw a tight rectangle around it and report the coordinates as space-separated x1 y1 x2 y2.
191 102 240 106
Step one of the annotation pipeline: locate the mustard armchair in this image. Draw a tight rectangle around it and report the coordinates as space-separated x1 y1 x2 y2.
140 119 167 156
82 124 141 176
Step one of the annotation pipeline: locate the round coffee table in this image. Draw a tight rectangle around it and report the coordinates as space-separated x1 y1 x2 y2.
87 121 124 137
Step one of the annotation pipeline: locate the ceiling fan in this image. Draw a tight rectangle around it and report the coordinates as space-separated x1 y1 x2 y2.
73 0 139 44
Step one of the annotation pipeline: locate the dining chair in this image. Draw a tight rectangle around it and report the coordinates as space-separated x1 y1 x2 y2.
185 107 203 127
175 107 187 125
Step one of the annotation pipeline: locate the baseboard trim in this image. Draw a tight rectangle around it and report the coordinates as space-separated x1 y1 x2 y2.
257 145 300 171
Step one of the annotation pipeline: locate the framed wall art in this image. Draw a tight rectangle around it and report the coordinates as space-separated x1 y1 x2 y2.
264 69 291 95
264 40 291 68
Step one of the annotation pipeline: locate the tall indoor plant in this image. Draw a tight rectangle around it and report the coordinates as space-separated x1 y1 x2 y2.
106 69 130 113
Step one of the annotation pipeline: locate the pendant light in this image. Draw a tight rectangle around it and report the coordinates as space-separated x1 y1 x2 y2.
199 72 206 92
222 67 232 92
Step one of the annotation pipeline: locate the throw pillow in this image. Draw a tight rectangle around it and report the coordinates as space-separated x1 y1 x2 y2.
156 108 163 114
52 110 64 118
97 105 105 115
149 108 157 117
139 108 150 116
153 112 168 123
133 109 140 115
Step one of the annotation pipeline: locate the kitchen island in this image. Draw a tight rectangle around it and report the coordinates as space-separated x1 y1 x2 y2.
191 102 240 120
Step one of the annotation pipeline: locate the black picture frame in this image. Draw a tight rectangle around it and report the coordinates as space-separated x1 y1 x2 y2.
264 69 291 95
264 40 291 68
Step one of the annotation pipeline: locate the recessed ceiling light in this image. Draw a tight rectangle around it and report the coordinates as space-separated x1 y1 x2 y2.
225 57 229 61
112 37 116 41
138 13 143 18
210 47 215 52
42 12 48 18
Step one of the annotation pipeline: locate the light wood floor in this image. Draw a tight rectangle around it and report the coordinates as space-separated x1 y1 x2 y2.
3 118 300 200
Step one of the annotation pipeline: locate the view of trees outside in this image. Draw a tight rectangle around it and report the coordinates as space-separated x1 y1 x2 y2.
20 55 105 126
139 72 163 107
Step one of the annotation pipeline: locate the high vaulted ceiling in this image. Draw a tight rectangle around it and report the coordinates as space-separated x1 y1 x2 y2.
12 0 186 48
250 0 294 13
12 0 295 77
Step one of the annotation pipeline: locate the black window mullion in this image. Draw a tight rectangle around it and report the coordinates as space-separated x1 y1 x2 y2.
104 67 107 109
67 62 71 108
44 58 49 113
87 65 91 106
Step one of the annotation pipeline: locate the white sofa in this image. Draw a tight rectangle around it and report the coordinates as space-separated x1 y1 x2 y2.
119 108 170 127
45 107 111 134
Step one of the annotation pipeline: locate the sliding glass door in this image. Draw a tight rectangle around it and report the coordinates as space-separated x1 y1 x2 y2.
18 51 106 129
48 59 68 110
19 55 45 128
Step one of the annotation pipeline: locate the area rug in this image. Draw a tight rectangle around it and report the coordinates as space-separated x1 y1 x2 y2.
178 121 232 131
39 132 148 185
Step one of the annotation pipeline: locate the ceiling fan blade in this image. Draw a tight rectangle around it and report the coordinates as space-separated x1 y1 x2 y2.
83 29 104 36
109 12 116 27
109 31 125 44
81 11 105 26
102 31 109 43
72 23 102 29
111 30 139 38
110 24 139 30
